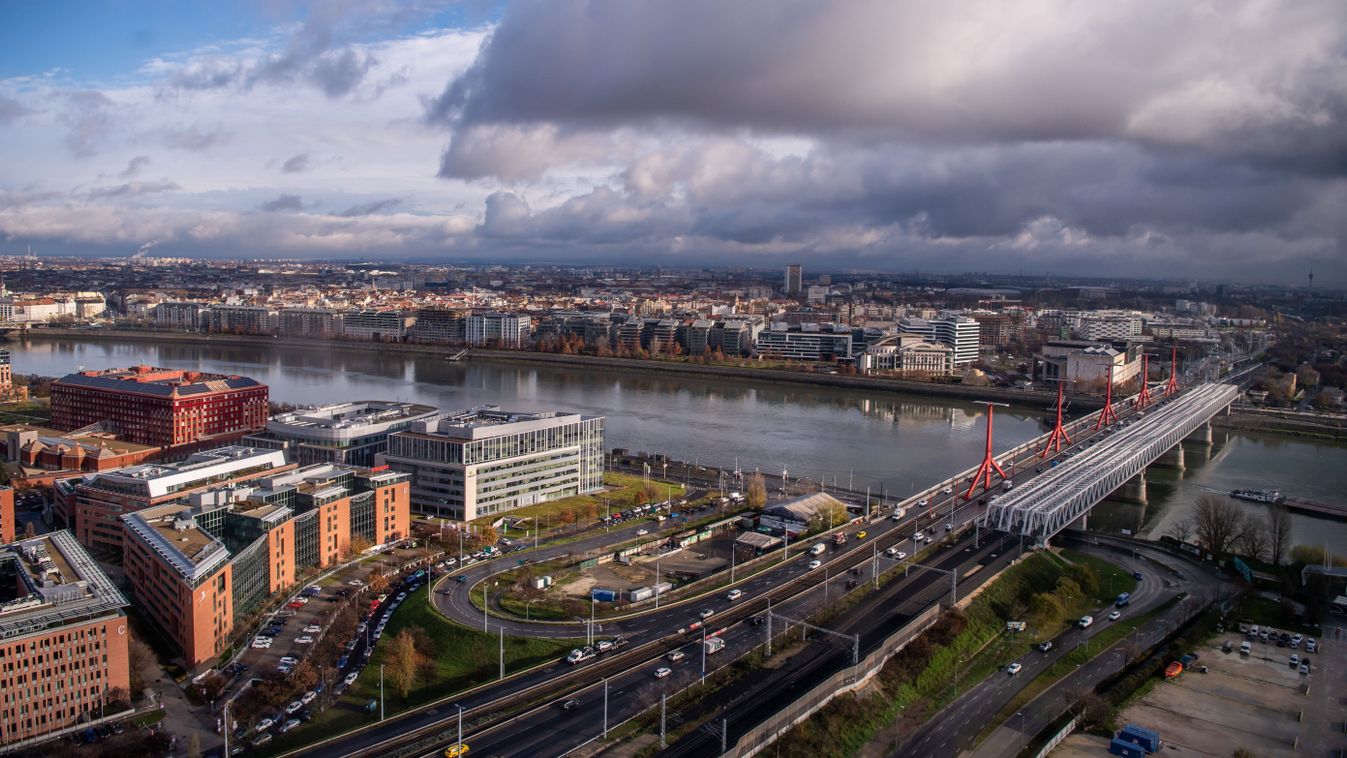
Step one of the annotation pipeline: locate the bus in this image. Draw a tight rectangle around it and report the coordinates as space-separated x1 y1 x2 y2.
1115 592 1131 608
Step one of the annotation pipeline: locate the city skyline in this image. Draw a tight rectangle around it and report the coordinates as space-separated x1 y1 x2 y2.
1 1 1344 284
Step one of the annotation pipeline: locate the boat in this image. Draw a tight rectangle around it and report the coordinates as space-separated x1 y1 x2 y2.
1229 489 1284 504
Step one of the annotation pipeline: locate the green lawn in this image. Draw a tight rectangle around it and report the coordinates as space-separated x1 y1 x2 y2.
1060 549 1138 604
478 472 686 533
268 585 577 754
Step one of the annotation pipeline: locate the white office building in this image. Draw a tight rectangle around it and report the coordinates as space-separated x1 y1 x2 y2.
253 401 442 467
899 314 981 366
466 313 532 347
379 406 604 521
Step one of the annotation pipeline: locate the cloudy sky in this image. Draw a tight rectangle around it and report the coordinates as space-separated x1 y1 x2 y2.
1 1 1344 283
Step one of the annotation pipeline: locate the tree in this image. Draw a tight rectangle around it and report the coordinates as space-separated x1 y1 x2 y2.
1239 520 1270 562
1164 517 1194 544
367 569 390 594
411 627 436 692
349 535 374 556
388 629 419 699
1267 504 1291 565
1064 563 1100 599
127 631 159 698
747 473 768 509
22 521 36 539
1192 496 1245 555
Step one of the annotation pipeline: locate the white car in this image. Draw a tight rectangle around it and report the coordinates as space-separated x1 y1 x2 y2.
637 529 649 536
303 624 321 634
918 498 930 507
348 579 365 587
300 691 317 705
255 718 275 732
285 700 303 715
279 656 299 666
279 718 301 734
291 596 310 605
808 560 822 570
294 636 314 645
1007 662 1023 675
654 667 672 679
941 486 953 494
913 531 925 541
667 650 686 662
699 609 715 620
1107 610 1122 621
885 547 907 560
726 589 743 601
251 637 272 649
344 672 359 686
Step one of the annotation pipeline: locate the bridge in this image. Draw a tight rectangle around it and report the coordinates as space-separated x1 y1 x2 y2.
982 382 1239 540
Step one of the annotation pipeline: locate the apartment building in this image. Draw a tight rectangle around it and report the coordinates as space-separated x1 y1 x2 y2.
0 532 130 743
121 465 409 666
380 406 604 521
466 312 531 347
54 446 292 554
341 310 412 341
755 323 854 362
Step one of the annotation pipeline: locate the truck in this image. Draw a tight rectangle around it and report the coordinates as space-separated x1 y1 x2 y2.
703 637 725 655
810 543 827 556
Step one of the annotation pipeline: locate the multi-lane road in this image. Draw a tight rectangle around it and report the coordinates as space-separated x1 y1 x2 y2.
289 386 1162 758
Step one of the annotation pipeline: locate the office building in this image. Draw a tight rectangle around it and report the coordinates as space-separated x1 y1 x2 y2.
466 312 531 347
755 323 853 362
253 401 441 467
380 406 604 521
0 532 130 743
121 465 409 666
55 446 292 554
899 315 981 366
49 366 269 455
784 264 803 297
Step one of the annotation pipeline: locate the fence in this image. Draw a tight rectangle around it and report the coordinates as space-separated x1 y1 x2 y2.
727 603 943 758
1031 714 1080 758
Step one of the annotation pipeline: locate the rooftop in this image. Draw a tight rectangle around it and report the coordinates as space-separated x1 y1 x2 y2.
267 401 440 436
82 446 290 499
404 405 597 441
54 365 265 398
122 503 230 583
0 531 128 640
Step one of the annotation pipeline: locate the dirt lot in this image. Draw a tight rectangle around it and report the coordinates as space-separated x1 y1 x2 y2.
1054 632 1316 758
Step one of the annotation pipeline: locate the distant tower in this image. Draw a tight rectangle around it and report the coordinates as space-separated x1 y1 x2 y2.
1308 268 1314 294
784 264 802 297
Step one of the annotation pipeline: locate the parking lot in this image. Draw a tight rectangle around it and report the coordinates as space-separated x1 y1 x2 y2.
1054 627 1341 758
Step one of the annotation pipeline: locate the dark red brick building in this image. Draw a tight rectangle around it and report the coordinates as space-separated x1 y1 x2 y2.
50 366 269 455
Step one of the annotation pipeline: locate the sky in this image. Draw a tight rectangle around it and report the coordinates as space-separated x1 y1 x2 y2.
1 0 1344 284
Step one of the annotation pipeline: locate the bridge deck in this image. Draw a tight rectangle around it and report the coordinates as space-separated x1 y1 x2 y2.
982 382 1239 539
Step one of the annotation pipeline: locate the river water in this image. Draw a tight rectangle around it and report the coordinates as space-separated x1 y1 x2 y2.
9 337 1347 554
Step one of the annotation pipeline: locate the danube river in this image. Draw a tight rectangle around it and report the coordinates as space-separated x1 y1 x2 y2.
10 337 1347 553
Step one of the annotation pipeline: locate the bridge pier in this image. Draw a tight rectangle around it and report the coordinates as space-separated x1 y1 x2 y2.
1114 471 1149 506
1153 445 1186 472
1185 421 1213 446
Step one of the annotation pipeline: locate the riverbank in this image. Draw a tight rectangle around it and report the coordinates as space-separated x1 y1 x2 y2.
1216 408 1347 441
5 327 1080 410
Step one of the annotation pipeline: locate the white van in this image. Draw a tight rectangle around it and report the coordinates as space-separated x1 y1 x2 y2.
1078 615 1093 628
810 543 826 556
726 589 743 601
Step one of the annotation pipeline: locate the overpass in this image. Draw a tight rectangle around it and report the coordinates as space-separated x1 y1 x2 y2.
982 382 1239 540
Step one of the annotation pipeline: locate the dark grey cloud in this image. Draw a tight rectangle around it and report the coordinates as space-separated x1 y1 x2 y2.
432 0 1347 173
118 155 152 179
87 180 181 199
163 124 232 151
0 95 34 125
258 194 305 212
337 198 402 217
280 153 311 173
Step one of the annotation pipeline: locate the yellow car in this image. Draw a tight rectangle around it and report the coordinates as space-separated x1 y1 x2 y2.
444 744 470 757
855 531 867 540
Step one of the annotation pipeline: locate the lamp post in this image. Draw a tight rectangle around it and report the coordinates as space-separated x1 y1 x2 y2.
379 663 385 721
455 704 464 754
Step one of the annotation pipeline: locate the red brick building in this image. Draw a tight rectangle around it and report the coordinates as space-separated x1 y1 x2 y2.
0 532 130 743
49 366 269 455
0 488 12 545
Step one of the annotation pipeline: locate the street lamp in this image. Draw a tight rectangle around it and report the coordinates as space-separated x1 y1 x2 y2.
379 663 385 721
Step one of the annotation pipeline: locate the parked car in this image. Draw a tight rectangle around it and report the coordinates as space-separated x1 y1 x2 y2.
294 635 314 644
285 701 303 715
304 624 321 633
279 718 301 734
255 718 275 732
348 579 365 587
301 690 317 705
344 672 359 686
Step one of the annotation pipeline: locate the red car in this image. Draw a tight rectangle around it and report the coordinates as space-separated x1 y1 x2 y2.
286 601 304 609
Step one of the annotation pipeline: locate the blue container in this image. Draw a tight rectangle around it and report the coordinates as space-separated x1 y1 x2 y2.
1109 737 1145 757
1119 724 1162 752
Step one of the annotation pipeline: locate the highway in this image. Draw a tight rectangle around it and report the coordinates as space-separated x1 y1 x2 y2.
900 536 1229 758
290 381 1166 758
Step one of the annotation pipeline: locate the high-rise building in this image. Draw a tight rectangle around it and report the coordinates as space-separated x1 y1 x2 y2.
251 401 441 467
784 264 803 297
898 315 981 366
54 446 292 554
121 465 409 666
380 406 604 521
49 366 269 455
0 532 130 743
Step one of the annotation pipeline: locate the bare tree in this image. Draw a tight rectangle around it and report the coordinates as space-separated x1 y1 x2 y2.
1164 517 1194 544
1239 520 1270 562
1192 496 1246 555
1266 504 1291 565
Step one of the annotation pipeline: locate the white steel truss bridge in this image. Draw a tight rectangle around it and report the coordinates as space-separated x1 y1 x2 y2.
982 382 1239 540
